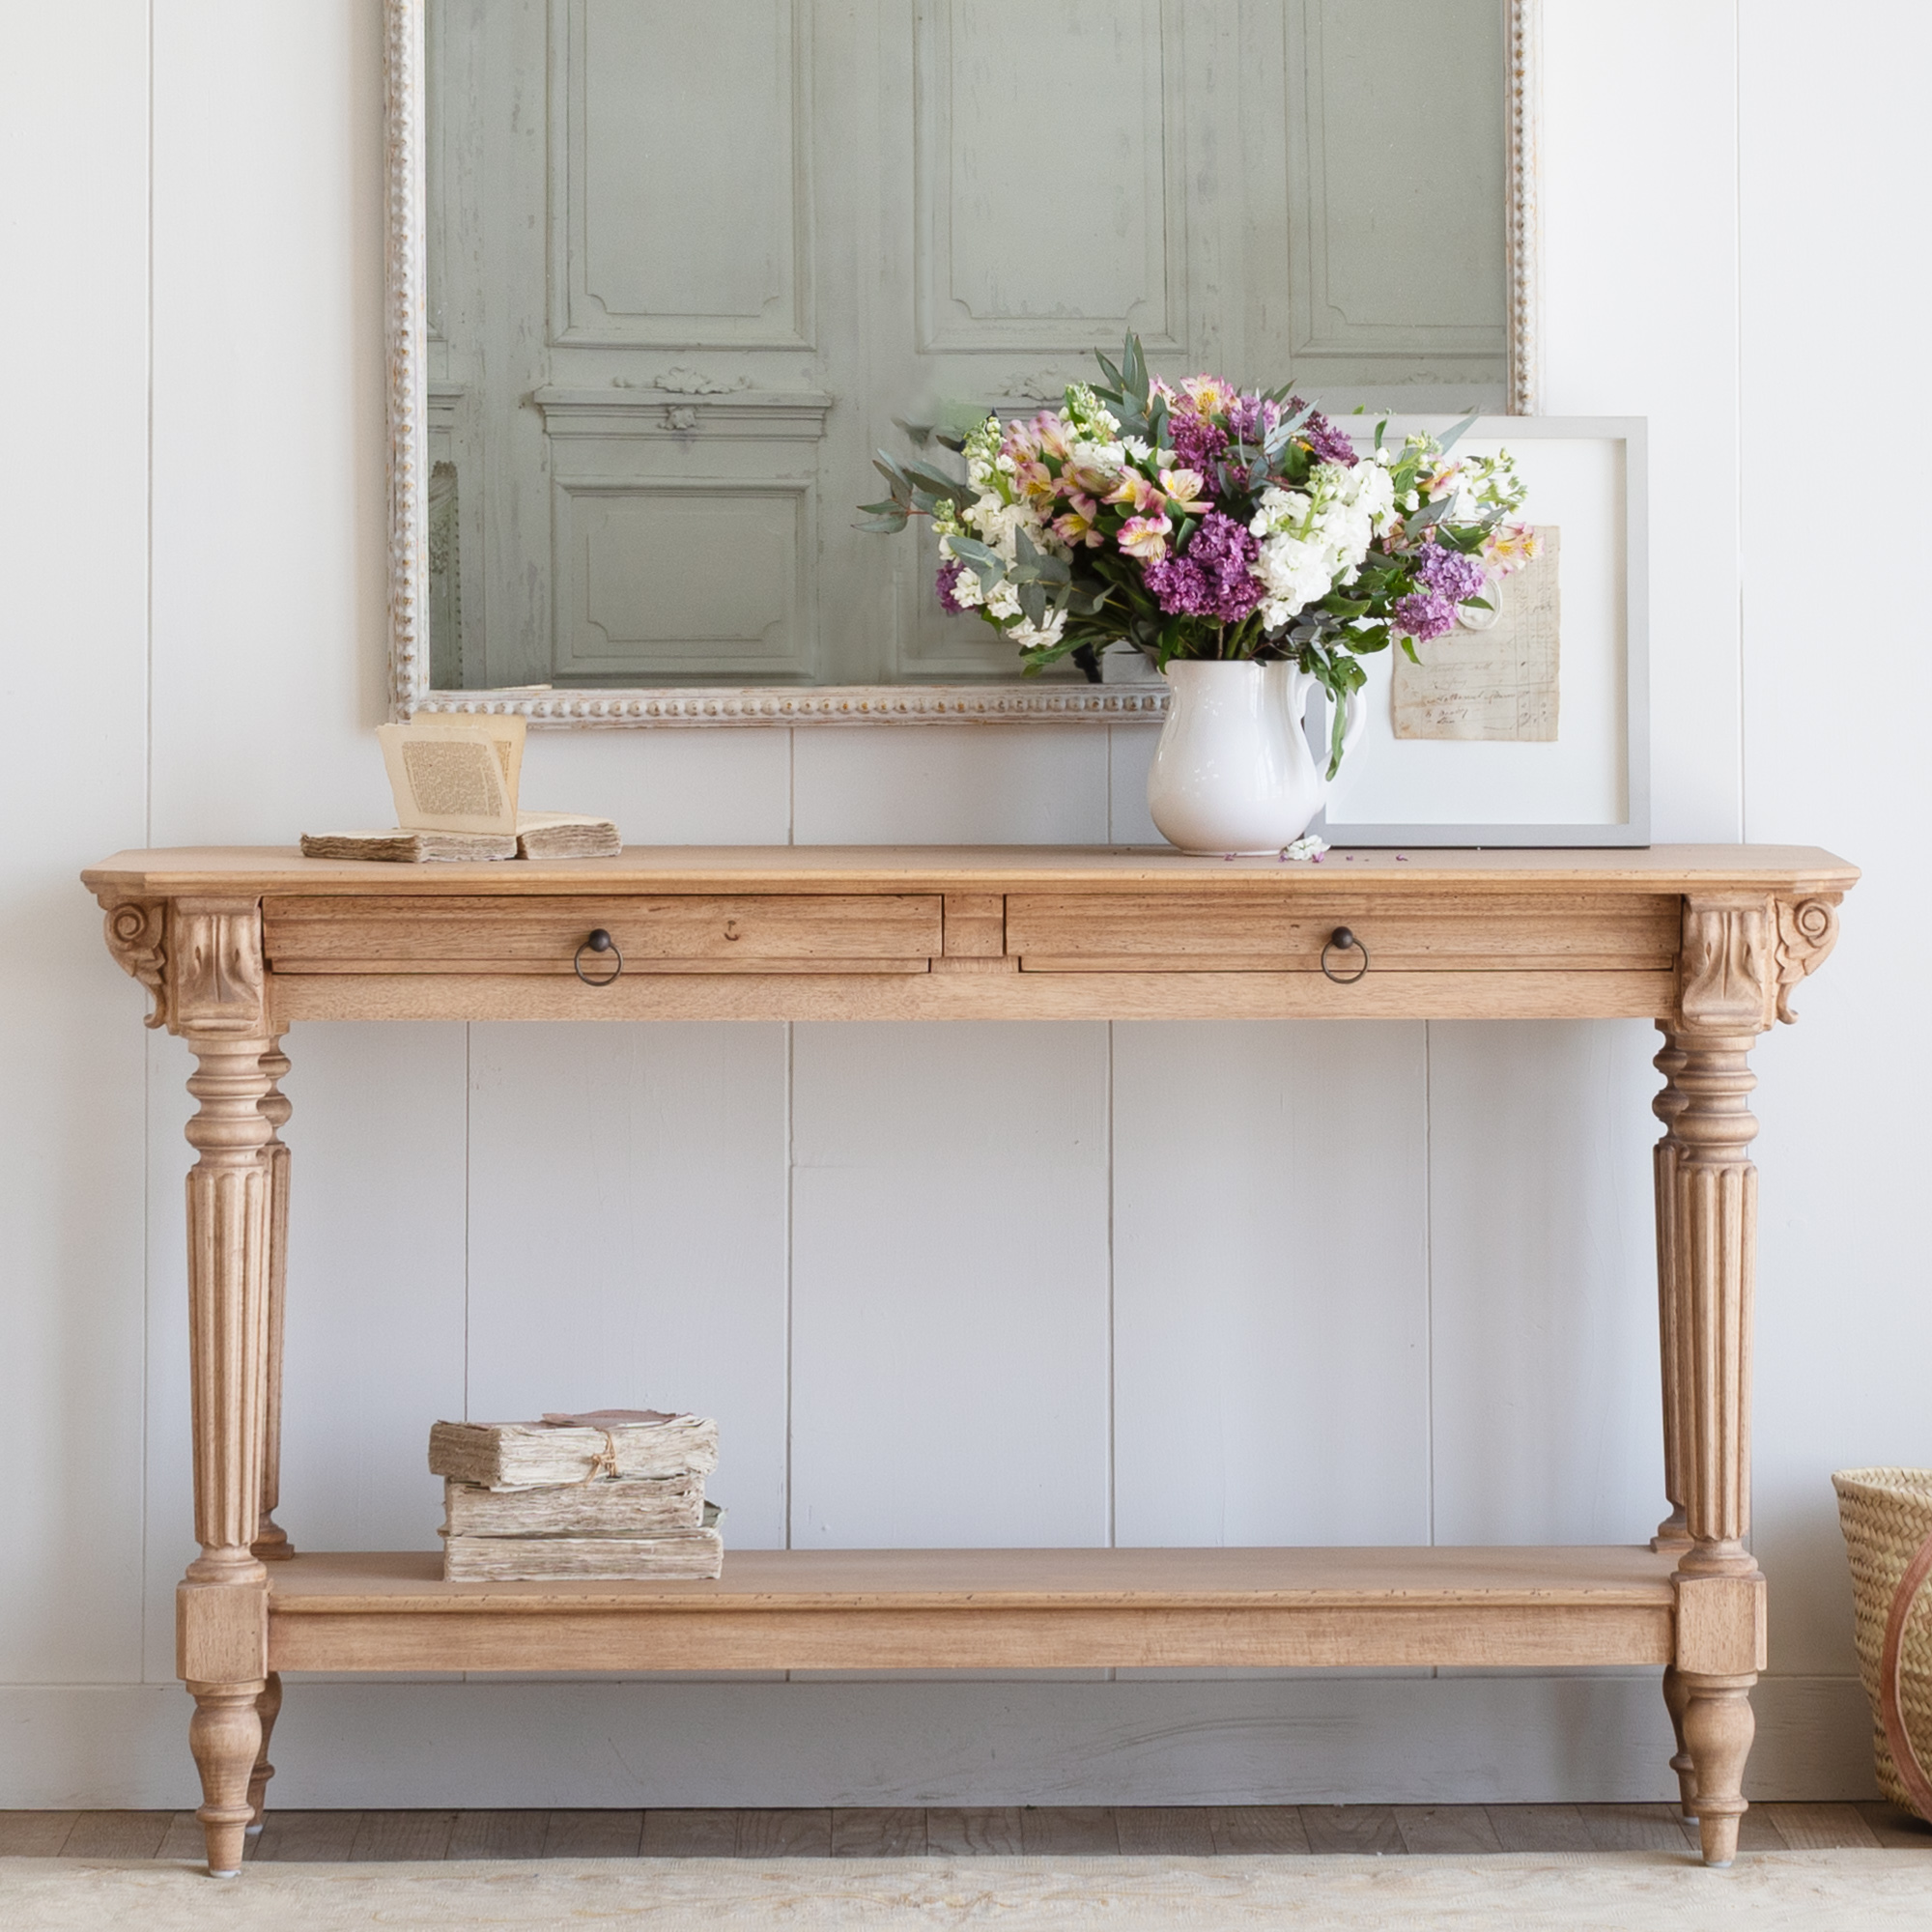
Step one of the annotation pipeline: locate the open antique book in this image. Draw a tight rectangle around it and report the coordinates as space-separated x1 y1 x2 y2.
300 717 620 861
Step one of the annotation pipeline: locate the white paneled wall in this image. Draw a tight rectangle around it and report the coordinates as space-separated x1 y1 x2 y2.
2 0 1925 1806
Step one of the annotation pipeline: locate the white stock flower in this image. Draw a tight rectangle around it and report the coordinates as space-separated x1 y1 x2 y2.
1010 607 1067 652
1247 462 1384 625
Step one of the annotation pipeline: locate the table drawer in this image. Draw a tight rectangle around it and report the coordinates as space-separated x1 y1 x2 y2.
264 895 945 975
1006 892 1682 973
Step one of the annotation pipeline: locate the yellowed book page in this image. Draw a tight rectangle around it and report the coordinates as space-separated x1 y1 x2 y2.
1391 527 1560 742
376 718 526 833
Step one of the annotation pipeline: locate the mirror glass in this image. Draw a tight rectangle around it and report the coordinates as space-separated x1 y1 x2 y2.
424 0 1511 693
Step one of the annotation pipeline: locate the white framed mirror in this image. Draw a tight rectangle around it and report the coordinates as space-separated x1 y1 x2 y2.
385 1 1542 727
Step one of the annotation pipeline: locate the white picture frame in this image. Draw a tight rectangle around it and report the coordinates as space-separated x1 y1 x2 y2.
1316 415 1649 848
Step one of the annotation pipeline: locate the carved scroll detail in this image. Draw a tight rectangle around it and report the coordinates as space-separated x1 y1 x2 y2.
1679 897 1774 1034
1774 895 1840 1024
103 900 169 1030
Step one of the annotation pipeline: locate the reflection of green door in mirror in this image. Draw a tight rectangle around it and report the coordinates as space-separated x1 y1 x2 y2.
424 0 1507 691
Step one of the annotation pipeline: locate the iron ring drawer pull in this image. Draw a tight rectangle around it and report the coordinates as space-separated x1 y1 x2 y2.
574 928 623 986
1321 926 1369 984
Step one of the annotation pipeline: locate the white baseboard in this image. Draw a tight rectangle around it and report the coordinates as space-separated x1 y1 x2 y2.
0 1674 1879 1809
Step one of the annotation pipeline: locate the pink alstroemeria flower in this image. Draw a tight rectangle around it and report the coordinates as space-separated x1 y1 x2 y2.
1423 463 1462 502
1034 416 1074 463
1483 523 1541 570
1105 471 1167 516
1158 468 1212 516
1002 419 1040 463
1180 375 1236 415
1119 514 1172 559
1053 506 1106 549
1013 459 1056 505
1066 462 1119 497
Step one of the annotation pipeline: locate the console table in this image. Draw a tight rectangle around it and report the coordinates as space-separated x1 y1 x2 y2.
84 842 1856 1874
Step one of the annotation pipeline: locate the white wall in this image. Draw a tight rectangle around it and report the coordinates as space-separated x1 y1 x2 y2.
2 0 1922 1806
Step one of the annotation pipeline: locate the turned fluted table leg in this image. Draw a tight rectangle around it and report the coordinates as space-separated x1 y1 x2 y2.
1670 1036 1767 1862
1665 1009 1769 1866
1662 895 1800 1867
253 1036 295 1566
1653 892 1845 1863
168 900 278 1878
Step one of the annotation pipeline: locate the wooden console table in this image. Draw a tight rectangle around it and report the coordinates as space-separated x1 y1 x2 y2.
84 843 1856 1874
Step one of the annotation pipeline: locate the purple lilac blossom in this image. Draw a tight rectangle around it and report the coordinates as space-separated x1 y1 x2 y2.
1168 407 1228 471
1224 393 1280 444
1293 400 1357 468
1392 588 1457 641
1144 511 1264 622
935 558 971 615
1413 541 1487 605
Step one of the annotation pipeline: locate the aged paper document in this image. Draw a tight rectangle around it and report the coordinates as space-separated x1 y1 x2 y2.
1392 527 1560 741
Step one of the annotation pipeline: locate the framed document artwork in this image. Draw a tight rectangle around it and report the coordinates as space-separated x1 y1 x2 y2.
1318 416 1647 847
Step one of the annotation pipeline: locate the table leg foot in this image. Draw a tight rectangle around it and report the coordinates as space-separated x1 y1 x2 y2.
1682 1672 1755 1865
187 1680 265 1878
1662 1664 1697 1819
245 1672 282 1833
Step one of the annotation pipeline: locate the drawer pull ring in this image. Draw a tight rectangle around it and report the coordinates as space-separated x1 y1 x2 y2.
1321 926 1369 984
575 928 623 987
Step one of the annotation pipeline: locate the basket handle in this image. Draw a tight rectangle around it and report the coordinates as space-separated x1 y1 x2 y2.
1880 1524 1932 1819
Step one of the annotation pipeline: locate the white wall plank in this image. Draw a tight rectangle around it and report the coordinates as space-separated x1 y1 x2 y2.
1108 724 1163 845
518 729 791 845
465 1023 791 1548
1736 0 1932 1678
793 725 1109 845
1541 0 1741 843
0 0 153 1686
275 1024 469 1552
1113 1021 1431 1547
790 1023 1111 1547
0 1674 1873 1808
1427 1020 1664 1547
149 0 388 846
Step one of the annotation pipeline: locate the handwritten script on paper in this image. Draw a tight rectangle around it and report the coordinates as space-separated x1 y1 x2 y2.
1391 526 1560 741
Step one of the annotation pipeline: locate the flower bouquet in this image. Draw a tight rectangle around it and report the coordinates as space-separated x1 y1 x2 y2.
860 334 1537 778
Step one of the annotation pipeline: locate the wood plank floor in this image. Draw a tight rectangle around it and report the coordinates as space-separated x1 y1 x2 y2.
3 1804 1927 1861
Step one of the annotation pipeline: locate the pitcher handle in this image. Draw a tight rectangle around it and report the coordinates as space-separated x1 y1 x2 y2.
1298 679 1368 779
1336 687 1368 766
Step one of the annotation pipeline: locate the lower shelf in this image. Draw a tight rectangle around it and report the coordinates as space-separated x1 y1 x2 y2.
266 1547 1677 1675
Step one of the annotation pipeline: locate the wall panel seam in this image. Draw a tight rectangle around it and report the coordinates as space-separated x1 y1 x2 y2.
1732 0 1747 841
138 0 156 1684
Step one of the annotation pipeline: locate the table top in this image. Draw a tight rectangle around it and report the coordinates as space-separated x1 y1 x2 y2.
84 843 1860 900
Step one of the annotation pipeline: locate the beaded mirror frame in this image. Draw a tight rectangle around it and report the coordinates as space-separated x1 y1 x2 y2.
383 0 1544 729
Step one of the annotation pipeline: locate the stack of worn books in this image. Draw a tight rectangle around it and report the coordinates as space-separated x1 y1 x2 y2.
428 1408 723 1581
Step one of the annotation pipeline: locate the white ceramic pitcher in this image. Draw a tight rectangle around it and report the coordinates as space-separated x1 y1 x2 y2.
1146 659 1366 855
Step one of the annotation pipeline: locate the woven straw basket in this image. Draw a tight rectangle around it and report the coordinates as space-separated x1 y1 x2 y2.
1833 1467 1932 1818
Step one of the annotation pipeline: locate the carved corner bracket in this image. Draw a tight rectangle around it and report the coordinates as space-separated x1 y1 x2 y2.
1676 893 1844 1033
101 899 170 1030
99 897 270 1039
1773 895 1841 1024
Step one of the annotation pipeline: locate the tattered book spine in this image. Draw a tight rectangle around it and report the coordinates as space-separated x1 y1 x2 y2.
441 1473 704 1537
428 1416 720 1490
441 1508 724 1582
